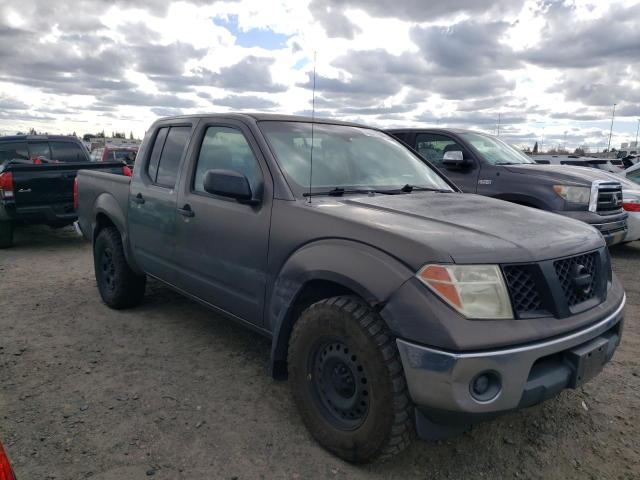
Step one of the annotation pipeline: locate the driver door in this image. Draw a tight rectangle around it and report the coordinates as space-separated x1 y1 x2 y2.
415 133 479 192
173 119 273 327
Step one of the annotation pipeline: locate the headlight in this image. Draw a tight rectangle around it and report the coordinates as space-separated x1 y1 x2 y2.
553 185 590 204
417 264 513 319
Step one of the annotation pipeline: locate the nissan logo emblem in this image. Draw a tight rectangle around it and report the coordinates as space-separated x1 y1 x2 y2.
571 264 592 295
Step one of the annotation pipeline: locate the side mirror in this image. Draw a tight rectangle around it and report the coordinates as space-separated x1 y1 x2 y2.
203 169 260 204
442 150 467 168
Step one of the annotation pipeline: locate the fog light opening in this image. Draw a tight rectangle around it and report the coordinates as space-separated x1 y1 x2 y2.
470 371 501 402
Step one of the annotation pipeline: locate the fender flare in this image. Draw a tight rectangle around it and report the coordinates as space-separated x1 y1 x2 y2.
92 193 142 274
267 239 415 378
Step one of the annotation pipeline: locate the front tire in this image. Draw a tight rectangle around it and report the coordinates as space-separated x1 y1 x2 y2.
0 221 13 248
94 226 146 309
288 296 414 463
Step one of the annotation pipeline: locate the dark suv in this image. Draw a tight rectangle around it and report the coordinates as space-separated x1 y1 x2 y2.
387 128 628 245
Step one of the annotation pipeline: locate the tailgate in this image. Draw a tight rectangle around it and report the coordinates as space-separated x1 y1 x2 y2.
8 162 126 211
13 166 76 209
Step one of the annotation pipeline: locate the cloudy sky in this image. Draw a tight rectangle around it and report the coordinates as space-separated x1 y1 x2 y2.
0 0 638 151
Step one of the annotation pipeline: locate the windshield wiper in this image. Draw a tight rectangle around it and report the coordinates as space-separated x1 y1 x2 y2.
378 184 451 194
303 187 377 197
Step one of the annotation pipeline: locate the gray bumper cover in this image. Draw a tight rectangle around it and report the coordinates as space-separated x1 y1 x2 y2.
397 295 625 414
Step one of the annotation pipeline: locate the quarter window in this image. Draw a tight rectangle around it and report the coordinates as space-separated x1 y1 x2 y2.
193 126 262 194
415 134 466 167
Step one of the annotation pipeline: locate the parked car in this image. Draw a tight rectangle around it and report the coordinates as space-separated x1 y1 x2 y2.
387 128 628 245
77 114 625 463
597 169 640 242
91 146 138 166
623 161 640 184
0 135 131 248
533 154 626 173
0 440 16 480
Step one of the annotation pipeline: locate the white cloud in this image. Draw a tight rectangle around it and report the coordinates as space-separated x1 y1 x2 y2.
0 0 637 151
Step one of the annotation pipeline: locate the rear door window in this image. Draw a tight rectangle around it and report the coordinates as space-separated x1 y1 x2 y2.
0 141 29 161
50 141 86 163
147 128 169 182
28 142 52 160
155 126 191 188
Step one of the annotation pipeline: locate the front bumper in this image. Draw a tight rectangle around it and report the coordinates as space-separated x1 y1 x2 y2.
555 210 627 246
397 294 624 417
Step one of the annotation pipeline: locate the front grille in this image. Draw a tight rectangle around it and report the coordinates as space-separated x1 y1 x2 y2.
503 265 543 315
596 183 623 215
554 252 598 307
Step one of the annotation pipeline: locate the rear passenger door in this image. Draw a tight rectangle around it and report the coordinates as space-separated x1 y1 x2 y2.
414 133 479 192
173 119 273 327
128 122 195 283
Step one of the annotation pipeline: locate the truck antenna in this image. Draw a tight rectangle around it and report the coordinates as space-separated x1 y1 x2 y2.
308 51 317 204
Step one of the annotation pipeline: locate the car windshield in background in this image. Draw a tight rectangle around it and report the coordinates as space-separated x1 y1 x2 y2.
460 132 535 165
259 121 452 195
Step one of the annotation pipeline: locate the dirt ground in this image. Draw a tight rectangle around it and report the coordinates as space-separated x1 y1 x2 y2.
0 224 639 480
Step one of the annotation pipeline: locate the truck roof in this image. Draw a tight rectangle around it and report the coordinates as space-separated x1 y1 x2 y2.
153 113 369 128
0 134 82 142
385 127 477 135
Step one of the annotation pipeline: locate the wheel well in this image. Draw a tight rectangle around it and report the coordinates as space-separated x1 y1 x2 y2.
94 213 117 242
271 279 359 380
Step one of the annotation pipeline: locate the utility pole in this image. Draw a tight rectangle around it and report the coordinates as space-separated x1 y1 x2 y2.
606 103 616 153
635 119 639 150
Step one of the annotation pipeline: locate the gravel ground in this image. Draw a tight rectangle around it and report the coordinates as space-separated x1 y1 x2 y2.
1 225 639 480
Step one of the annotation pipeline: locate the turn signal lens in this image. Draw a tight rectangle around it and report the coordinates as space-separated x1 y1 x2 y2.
417 264 513 319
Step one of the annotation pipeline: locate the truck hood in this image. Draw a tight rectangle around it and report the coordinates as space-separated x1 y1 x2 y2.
319 192 604 266
503 164 621 185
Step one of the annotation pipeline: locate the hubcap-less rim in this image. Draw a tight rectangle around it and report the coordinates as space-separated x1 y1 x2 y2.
310 340 370 430
101 248 116 292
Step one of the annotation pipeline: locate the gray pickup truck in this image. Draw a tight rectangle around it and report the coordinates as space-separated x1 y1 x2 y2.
387 128 628 245
77 114 625 463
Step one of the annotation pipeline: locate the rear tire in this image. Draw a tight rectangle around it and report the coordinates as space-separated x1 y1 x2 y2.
94 226 146 309
0 221 13 248
288 296 414 463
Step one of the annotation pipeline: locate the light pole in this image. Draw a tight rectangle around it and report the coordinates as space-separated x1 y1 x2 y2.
606 103 616 153
635 119 639 151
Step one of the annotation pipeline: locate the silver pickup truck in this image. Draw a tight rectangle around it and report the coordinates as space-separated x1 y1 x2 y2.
76 114 625 463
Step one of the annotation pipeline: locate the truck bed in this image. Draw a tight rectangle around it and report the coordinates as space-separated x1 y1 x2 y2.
76 169 131 240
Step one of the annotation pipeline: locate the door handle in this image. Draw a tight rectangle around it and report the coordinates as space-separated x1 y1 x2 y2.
178 204 195 217
132 193 145 204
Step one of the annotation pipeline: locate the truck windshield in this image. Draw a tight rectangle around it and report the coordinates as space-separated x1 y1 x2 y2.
460 132 534 165
259 121 452 195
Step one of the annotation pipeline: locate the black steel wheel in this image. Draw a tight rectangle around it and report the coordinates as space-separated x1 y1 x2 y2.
94 226 146 309
100 247 116 293
310 339 370 430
